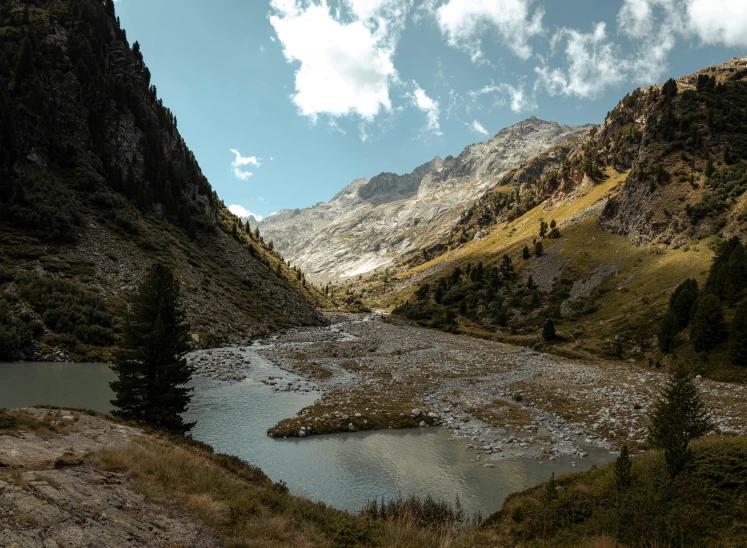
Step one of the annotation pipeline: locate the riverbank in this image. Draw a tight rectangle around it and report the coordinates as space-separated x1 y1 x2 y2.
191 313 747 461
0 408 500 547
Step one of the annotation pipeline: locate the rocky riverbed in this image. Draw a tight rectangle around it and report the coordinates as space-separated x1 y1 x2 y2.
186 313 747 462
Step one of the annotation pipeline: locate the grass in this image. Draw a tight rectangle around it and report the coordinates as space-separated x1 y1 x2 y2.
85 420 747 547
0 408 65 437
90 433 502 547
486 436 747 547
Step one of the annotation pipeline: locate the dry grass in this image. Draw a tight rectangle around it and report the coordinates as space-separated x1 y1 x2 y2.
89 434 506 547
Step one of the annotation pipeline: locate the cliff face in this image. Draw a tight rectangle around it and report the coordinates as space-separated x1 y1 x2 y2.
0 0 326 360
257 117 591 283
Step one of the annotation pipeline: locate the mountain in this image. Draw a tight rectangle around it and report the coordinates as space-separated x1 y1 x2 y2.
0 0 327 361
256 118 592 283
369 56 747 382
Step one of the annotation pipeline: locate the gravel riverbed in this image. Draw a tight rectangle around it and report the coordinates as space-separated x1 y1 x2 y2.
187 313 747 462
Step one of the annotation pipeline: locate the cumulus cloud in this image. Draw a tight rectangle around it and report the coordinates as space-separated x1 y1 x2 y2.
269 0 412 121
409 83 442 136
230 149 260 181
469 120 489 136
228 204 263 221
434 0 544 62
534 23 627 99
617 0 747 80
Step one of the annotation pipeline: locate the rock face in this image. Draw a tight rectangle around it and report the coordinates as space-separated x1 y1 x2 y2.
256 118 592 283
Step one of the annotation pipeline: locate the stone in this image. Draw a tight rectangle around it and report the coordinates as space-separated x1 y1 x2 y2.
411 409 422 417
348 423 356 432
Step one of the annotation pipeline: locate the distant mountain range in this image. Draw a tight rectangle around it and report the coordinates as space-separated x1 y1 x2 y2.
254 117 592 282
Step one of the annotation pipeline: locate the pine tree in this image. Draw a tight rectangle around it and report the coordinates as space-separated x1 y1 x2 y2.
110 264 195 435
105 0 115 17
669 278 699 331
658 311 678 353
499 254 514 279
539 221 548 238
549 219 556 229
648 366 711 477
522 245 530 260
542 319 556 341
662 78 678 98
535 241 543 257
691 294 725 352
729 300 747 365
614 445 632 490
14 37 33 82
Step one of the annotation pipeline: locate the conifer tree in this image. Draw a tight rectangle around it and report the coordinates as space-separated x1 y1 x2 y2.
535 241 543 257
669 278 699 331
542 319 556 341
729 300 747 365
14 37 33 82
522 245 530 260
648 366 711 477
539 221 548 238
499 254 514 279
658 311 677 353
110 264 195 435
691 294 725 352
614 445 632 490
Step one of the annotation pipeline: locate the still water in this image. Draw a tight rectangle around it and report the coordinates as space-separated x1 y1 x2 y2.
0 355 612 517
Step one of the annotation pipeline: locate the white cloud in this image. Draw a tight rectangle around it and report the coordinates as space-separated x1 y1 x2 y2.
468 81 536 112
619 0 747 47
469 120 489 136
358 123 369 142
409 83 442 136
230 149 260 181
228 204 263 221
269 0 412 121
434 0 544 62
534 23 627 99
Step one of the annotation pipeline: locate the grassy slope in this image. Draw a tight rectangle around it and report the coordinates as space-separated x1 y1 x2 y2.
365 169 740 376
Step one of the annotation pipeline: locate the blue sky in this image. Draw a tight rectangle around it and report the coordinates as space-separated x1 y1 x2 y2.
114 0 747 219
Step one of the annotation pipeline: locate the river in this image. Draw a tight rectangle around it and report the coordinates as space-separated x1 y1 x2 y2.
0 355 612 517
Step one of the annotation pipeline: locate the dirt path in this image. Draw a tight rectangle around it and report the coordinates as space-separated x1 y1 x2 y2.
202 313 747 460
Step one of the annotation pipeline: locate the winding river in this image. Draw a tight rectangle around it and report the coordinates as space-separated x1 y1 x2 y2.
0 347 612 517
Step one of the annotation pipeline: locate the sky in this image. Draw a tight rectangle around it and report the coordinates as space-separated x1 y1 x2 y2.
113 0 747 220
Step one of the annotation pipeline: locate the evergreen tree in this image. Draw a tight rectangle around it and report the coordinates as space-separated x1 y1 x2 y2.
539 221 548 238
614 445 632 491
105 0 115 18
648 366 711 477
658 311 678 353
110 264 195 435
548 227 561 239
549 219 557 229
522 245 530 260
691 294 725 352
662 78 678 98
542 319 556 341
499 254 514 279
535 241 543 257
724 243 747 303
669 278 699 331
14 37 34 82
729 300 747 365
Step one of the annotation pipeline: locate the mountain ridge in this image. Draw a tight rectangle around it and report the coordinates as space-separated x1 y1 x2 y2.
256 117 593 282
